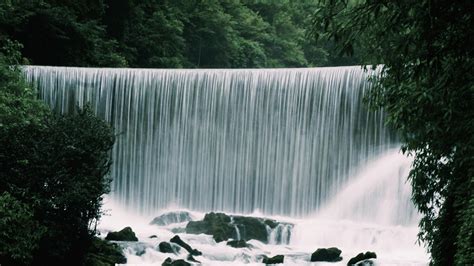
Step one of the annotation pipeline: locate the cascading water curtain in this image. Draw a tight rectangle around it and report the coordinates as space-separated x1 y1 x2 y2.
24 66 397 216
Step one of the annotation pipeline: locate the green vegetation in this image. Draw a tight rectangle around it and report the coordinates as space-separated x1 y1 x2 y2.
313 0 473 265
0 192 44 265
0 41 119 265
0 0 355 68
0 1 471 265
84 237 127 266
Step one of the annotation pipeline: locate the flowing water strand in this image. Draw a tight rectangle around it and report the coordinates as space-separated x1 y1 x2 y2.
24 66 398 217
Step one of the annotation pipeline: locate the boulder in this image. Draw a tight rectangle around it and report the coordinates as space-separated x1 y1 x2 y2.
150 211 192 226
262 255 284 264
347 251 377 265
233 216 268 243
158 242 174 253
170 235 202 256
105 227 138 242
227 239 250 248
186 212 234 242
162 257 191 266
310 247 343 262
185 212 287 243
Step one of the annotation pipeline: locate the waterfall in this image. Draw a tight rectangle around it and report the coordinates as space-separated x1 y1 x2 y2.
234 225 241 241
24 66 398 217
268 224 293 245
315 150 418 225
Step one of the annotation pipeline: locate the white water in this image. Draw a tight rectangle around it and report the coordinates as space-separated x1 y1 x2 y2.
23 66 427 264
97 150 427 265
25 66 397 217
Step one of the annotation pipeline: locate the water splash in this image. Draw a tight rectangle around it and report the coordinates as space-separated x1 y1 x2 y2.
316 149 418 226
268 224 292 245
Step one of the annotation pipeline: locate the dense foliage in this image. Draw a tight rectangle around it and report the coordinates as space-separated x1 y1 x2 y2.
0 42 116 265
1 1 471 265
0 192 44 265
0 0 356 68
313 0 473 265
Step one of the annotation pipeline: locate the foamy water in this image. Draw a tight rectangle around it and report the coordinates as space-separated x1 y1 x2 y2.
97 151 428 265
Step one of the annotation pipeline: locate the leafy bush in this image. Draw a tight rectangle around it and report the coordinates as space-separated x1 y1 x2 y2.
0 192 44 266
0 42 116 265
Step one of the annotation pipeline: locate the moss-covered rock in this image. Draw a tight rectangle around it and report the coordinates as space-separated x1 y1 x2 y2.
226 239 250 248
262 254 284 264
347 251 376 265
310 247 343 262
170 235 202 256
233 216 268 243
84 237 127 266
186 212 235 242
185 212 287 243
162 257 191 266
105 227 138 242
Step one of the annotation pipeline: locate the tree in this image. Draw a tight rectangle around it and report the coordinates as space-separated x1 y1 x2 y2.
0 0 126 67
312 1 473 265
0 41 117 265
1 0 356 68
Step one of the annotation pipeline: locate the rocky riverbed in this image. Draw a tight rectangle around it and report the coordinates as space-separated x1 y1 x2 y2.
96 203 428 265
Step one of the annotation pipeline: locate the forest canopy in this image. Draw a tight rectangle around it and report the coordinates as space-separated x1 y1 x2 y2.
0 0 360 68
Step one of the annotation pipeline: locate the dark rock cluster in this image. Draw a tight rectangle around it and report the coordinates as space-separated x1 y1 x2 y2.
105 226 138 242
347 251 377 265
185 212 287 243
310 247 343 262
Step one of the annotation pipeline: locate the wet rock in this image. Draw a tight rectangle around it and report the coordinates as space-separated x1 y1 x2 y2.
310 247 343 262
150 211 192 226
354 259 375 265
262 254 284 264
347 251 377 265
187 254 200 263
162 257 191 266
233 216 268 242
158 242 174 253
226 239 250 248
105 227 138 241
170 235 202 256
185 212 289 243
186 212 234 242
264 219 279 229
